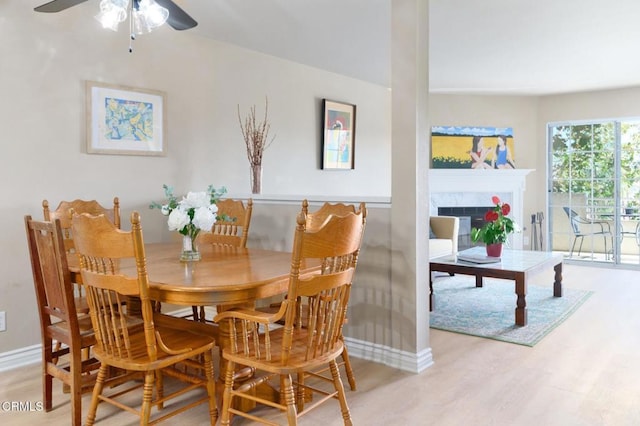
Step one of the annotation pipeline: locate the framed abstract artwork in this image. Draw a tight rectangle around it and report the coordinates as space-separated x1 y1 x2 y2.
322 99 356 170
86 81 167 156
431 126 515 169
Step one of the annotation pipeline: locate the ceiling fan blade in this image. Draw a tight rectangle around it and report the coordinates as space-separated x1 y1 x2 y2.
34 0 89 13
155 0 198 30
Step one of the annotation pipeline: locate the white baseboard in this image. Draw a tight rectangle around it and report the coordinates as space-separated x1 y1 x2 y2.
0 315 433 375
0 344 41 373
343 337 434 373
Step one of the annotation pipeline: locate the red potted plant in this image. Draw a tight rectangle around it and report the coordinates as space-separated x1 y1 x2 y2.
471 196 517 257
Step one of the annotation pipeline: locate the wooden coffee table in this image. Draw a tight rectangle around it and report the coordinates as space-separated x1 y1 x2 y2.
429 247 563 326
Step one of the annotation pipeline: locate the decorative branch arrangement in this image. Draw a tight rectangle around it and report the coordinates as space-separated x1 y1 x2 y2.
237 97 276 193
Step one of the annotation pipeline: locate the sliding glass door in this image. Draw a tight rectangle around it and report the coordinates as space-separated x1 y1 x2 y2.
619 121 640 265
548 120 640 266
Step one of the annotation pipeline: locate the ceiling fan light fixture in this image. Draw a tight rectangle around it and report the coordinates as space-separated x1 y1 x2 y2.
94 0 128 31
138 0 169 29
131 0 168 34
131 8 152 34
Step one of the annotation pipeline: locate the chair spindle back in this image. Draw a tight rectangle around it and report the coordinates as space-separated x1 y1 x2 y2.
228 203 366 364
201 198 253 248
71 212 150 361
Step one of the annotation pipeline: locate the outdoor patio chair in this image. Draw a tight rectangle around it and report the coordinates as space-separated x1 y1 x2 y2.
563 207 612 259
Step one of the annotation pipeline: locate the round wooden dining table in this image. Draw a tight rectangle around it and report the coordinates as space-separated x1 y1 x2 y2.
69 242 316 306
137 243 305 306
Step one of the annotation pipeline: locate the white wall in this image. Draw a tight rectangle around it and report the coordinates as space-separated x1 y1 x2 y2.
0 2 390 353
539 86 640 122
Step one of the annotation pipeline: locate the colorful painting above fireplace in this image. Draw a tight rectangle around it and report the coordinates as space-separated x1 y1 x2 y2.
431 126 515 169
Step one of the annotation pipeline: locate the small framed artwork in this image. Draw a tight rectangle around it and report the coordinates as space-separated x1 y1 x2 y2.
322 99 356 170
86 81 167 156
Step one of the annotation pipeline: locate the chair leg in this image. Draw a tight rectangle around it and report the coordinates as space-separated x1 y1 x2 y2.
340 344 356 391
576 236 584 257
282 374 298 425
569 237 578 258
203 350 218 425
43 368 53 412
156 369 164 410
140 372 155 425
43 340 53 412
329 360 352 426
70 345 82 426
219 360 235 426
190 305 208 322
295 372 305 411
86 364 108 426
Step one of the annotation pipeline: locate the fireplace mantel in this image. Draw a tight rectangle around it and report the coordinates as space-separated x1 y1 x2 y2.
429 169 535 249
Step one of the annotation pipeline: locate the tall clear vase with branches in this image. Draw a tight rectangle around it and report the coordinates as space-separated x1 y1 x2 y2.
238 97 275 194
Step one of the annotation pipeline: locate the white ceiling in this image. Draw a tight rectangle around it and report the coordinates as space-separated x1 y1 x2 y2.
428 0 640 95
33 0 640 95
181 0 640 96
181 0 390 87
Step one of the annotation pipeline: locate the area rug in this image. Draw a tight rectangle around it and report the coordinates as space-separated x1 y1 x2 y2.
430 275 593 346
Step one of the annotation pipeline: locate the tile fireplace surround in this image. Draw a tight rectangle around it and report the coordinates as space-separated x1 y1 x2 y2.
429 169 534 249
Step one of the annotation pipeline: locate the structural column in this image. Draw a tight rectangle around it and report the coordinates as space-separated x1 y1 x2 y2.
390 0 432 371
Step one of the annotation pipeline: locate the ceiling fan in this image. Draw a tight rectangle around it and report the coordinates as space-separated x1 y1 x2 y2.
34 0 198 31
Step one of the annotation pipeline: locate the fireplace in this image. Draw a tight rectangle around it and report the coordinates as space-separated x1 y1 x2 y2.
429 169 534 250
438 206 489 250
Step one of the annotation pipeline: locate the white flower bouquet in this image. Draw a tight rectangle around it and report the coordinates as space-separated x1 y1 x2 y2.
150 185 227 257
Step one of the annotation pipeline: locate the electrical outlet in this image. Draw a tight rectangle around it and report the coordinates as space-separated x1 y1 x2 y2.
523 236 530 246
0 311 5 332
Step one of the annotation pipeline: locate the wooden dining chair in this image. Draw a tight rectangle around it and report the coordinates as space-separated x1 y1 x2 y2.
200 198 253 248
24 215 101 426
43 197 121 300
214 202 366 425
264 199 365 391
302 200 366 391
71 211 218 425
191 198 253 322
43 197 121 251
43 198 123 347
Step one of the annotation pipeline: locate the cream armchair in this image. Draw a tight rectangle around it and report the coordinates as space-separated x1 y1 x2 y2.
429 216 459 259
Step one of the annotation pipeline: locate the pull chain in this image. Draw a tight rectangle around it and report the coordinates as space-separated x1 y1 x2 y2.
128 1 134 53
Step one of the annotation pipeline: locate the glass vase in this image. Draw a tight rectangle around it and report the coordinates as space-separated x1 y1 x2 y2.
251 163 262 194
180 234 201 262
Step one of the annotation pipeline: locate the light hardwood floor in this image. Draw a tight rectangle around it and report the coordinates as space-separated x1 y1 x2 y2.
1 263 639 425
